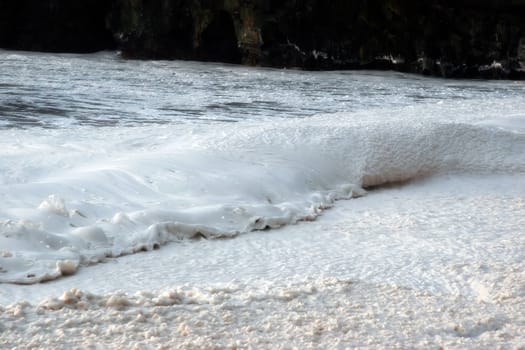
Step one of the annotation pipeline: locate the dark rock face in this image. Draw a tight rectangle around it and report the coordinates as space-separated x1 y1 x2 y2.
107 0 260 64
198 10 241 63
106 0 194 59
0 0 115 53
250 0 525 78
1 0 524 79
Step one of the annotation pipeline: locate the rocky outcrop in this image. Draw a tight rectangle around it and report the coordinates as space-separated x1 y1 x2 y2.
106 0 262 64
1 0 524 79
0 0 114 53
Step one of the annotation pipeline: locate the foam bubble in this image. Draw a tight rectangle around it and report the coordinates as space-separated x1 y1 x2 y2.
38 195 70 217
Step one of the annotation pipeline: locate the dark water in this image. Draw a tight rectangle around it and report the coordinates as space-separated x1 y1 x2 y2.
1 50 524 129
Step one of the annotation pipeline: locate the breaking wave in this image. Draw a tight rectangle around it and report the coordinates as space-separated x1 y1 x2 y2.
1 112 524 284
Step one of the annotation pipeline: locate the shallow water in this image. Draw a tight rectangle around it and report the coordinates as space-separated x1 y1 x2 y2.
1 50 524 129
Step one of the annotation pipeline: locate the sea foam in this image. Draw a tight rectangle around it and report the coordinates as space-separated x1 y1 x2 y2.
0 106 524 284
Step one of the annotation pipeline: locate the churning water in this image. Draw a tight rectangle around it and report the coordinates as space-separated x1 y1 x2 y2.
1 49 525 349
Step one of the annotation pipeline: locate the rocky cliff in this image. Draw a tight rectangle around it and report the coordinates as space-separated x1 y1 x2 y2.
0 0 115 53
1 0 524 78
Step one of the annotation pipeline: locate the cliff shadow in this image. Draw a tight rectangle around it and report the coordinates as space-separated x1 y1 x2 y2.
198 10 241 64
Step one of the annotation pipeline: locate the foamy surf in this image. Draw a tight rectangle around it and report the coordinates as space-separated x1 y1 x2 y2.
1 106 524 284
2 273 524 349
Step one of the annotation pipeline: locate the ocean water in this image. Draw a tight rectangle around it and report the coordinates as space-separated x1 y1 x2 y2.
1 50 525 348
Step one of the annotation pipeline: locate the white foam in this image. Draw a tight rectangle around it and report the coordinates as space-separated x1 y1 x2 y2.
1 102 525 284
1 276 523 349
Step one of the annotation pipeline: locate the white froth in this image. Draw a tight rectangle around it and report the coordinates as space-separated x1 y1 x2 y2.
1 103 525 283
1 277 524 349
